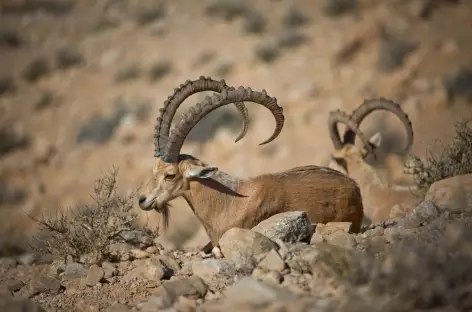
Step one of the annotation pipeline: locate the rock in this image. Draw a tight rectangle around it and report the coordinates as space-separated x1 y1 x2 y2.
315 222 353 235
85 264 105 286
310 233 325 245
0 297 46 312
123 258 167 282
325 231 357 250
119 230 153 247
101 262 117 279
219 228 278 271
258 249 286 272
425 174 472 213
29 275 62 296
108 243 133 261
129 249 150 260
401 200 442 228
144 258 167 281
145 246 159 254
223 277 295 307
0 257 17 269
156 254 181 273
61 262 88 281
251 211 314 243
192 259 235 285
286 245 321 274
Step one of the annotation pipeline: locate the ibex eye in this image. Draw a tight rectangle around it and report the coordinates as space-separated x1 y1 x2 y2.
165 174 176 180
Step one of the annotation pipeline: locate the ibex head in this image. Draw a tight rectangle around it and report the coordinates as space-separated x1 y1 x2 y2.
327 98 414 170
138 76 284 226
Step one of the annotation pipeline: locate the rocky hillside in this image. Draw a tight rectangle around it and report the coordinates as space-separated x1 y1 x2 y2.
1 172 472 311
1 0 472 310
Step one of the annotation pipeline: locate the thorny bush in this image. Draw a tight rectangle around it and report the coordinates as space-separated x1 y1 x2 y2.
30 167 156 260
408 119 472 190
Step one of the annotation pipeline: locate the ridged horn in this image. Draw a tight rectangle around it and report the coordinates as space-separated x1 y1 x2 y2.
154 76 249 157
162 86 284 163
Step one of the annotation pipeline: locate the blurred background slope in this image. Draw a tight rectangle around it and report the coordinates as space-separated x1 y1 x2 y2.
0 0 471 252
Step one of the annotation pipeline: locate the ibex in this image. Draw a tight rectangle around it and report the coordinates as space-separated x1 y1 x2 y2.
138 76 365 254
327 98 423 223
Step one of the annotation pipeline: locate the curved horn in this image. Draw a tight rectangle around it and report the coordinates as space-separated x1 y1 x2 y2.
162 86 284 163
327 109 372 153
154 76 250 157
346 98 414 153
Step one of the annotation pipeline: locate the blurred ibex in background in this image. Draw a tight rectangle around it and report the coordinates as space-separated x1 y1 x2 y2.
327 98 423 224
138 76 365 254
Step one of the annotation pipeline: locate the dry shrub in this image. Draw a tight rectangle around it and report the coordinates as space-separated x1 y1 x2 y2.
408 120 472 190
30 167 155 259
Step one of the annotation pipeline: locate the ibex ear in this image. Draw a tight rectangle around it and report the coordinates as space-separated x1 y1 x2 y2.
185 164 219 179
368 132 382 149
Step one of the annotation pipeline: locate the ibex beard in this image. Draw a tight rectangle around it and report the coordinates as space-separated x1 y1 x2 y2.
139 156 217 226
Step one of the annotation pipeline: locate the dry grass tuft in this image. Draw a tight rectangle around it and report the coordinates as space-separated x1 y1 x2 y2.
29 167 156 260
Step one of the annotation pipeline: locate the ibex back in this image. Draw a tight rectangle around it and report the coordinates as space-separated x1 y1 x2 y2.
138 76 364 249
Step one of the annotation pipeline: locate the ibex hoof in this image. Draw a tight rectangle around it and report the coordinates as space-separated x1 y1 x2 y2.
212 246 223 259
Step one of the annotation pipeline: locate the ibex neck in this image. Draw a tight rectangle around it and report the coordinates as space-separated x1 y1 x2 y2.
181 171 244 245
345 157 384 190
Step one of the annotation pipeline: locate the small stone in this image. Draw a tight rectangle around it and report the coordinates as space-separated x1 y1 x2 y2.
108 243 133 261
326 232 357 250
219 228 278 271
251 211 314 243
316 222 353 236
143 258 166 281
156 254 181 273
101 262 117 279
146 246 159 254
130 249 150 259
258 249 286 272
85 264 105 286
310 233 325 244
